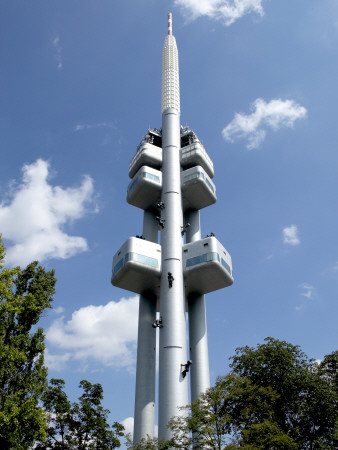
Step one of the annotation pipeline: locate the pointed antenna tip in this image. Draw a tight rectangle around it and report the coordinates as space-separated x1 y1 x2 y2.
168 12 172 35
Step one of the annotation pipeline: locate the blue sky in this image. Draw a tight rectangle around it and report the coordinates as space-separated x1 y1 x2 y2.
1 0 338 441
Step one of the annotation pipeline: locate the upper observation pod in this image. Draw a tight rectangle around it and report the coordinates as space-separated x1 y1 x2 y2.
161 13 180 114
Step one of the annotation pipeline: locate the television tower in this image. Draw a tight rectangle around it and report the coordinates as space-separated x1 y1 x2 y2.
111 13 233 443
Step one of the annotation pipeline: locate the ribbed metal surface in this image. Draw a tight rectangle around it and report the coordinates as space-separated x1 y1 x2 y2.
161 35 180 114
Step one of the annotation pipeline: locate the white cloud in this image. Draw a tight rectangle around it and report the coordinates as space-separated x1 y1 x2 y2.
174 0 265 26
0 159 97 265
122 417 158 440
299 283 316 299
283 224 300 246
46 296 139 371
122 417 134 439
222 98 307 149
52 35 62 70
44 348 72 371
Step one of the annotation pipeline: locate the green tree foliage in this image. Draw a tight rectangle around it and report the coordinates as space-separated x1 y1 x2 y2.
40 378 71 448
229 337 338 448
0 236 56 449
167 374 283 449
126 435 169 450
168 338 338 449
38 378 124 449
240 420 297 449
317 350 338 392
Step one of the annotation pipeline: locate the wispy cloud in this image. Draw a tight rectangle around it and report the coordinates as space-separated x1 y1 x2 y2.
332 261 338 271
73 122 115 132
0 159 97 265
53 306 65 315
174 0 265 26
73 122 117 146
222 98 307 149
295 283 317 311
52 35 62 70
46 296 139 371
299 283 316 299
282 224 300 246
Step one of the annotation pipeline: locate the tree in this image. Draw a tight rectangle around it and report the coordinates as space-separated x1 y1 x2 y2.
229 337 311 434
39 378 71 448
240 420 297 449
317 350 338 392
0 236 57 449
69 380 124 449
167 374 281 449
126 435 169 450
38 378 124 449
229 337 338 448
0 236 124 448
168 338 338 449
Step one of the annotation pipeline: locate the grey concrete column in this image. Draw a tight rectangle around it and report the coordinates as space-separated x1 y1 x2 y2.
186 210 210 403
133 211 157 443
143 210 158 243
158 109 188 440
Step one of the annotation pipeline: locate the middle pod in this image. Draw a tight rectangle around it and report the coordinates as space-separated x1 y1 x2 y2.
127 165 216 213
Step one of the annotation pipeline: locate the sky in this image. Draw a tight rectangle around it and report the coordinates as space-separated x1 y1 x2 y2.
1 0 338 443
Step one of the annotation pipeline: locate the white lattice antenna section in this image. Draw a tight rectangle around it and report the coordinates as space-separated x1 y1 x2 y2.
161 15 180 114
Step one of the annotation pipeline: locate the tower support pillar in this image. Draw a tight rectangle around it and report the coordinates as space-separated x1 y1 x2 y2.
133 295 156 443
186 210 210 402
133 211 158 443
